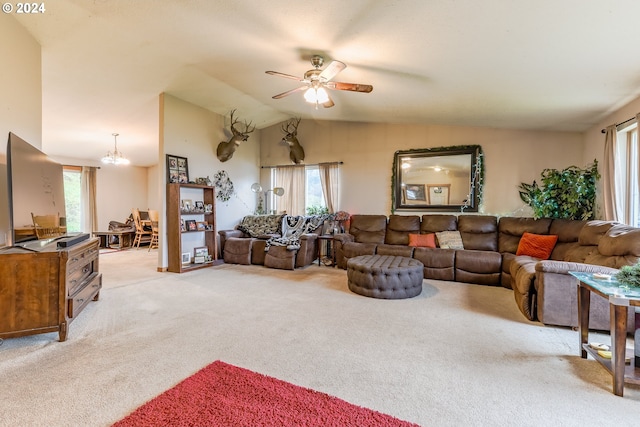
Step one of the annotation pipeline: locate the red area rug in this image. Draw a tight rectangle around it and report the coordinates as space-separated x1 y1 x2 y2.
112 360 419 427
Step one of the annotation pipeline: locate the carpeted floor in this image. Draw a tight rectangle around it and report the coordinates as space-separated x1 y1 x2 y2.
0 249 638 426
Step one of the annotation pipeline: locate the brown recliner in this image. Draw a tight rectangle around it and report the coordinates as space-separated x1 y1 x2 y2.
334 215 387 268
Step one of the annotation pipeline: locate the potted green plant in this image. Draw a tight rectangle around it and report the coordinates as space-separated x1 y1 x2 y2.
615 263 640 289
518 160 600 220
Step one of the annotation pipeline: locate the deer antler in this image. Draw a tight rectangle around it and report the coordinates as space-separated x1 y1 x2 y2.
282 117 301 135
243 120 255 135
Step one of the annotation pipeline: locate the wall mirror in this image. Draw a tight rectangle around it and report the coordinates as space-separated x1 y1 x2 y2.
392 145 483 212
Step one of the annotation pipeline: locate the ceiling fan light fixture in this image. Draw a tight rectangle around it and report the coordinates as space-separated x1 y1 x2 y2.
101 133 130 165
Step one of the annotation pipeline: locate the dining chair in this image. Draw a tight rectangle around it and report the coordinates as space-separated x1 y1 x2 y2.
147 209 159 251
132 208 152 248
31 212 63 239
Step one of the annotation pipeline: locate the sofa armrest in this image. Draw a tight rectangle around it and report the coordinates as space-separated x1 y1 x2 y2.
219 229 244 239
333 233 355 269
333 233 355 244
296 234 319 268
535 260 620 276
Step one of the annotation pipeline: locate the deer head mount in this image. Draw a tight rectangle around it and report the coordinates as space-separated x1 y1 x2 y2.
216 109 255 162
281 117 305 164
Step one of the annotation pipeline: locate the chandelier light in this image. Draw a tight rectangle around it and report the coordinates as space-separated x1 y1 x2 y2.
101 133 130 165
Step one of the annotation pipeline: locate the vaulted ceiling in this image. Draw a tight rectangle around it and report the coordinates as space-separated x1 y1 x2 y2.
13 0 640 166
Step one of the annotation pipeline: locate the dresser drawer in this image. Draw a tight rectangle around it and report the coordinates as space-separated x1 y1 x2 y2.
67 262 93 296
67 243 99 275
67 273 102 318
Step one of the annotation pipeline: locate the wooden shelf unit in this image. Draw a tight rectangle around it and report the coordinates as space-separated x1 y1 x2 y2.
167 183 217 273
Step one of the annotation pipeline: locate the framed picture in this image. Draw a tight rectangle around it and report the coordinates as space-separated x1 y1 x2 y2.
181 252 191 265
166 154 189 184
194 201 205 211
185 220 197 231
180 219 186 232
196 221 207 231
205 203 213 213
193 246 208 264
194 246 209 258
181 199 193 212
405 184 426 201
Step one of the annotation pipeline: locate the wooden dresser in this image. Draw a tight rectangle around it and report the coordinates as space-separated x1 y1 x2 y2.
0 237 102 342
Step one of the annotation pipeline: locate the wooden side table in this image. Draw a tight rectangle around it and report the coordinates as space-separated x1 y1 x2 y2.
570 271 640 396
316 235 335 266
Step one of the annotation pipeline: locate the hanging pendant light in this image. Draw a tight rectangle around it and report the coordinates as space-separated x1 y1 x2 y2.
101 133 130 165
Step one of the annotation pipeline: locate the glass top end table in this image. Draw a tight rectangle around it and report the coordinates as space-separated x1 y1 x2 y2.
569 271 640 396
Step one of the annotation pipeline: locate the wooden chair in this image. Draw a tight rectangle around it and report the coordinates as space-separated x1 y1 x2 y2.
132 208 152 248
31 212 63 239
148 209 159 251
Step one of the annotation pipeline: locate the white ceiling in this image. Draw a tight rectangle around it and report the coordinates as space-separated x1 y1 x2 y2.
14 0 640 166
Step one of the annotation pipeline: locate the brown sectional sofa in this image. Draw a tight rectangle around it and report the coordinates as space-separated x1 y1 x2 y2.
334 214 640 332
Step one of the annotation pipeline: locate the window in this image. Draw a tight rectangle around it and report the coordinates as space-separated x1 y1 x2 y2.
305 166 326 214
63 166 82 232
615 123 639 227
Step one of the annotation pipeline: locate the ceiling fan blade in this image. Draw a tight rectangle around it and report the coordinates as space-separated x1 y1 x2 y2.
272 86 307 99
326 81 373 93
319 60 346 81
265 71 304 82
322 95 335 108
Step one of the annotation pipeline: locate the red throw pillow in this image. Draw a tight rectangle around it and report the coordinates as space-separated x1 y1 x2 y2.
516 232 558 259
408 233 436 248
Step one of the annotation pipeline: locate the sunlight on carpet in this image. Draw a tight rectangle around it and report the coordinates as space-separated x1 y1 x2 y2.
112 360 419 427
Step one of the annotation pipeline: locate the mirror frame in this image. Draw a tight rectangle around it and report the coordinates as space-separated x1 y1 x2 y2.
392 145 483 212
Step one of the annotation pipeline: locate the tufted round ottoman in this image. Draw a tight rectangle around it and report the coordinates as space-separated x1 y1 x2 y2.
347 255 424 299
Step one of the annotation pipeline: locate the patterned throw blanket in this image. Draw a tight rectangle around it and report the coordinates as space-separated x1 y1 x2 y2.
267 214 330 251
237 214 284 237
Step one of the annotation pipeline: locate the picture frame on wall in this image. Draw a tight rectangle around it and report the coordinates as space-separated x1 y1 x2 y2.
405 184 426 201
166 154 189 184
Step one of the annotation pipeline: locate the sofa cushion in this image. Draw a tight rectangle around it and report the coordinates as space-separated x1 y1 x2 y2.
584 224 640 268
349 215 387 244
408 233 436 248
498 217 552 254
420 215 457 233
385 215 420 245
548 219 586 260
436 231 464 249
376 244 414 257
413 247 455 281
458 215 498 251
516 232 558 260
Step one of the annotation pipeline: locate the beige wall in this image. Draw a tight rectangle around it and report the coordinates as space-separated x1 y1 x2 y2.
160 94 261 267
260 121 584 217
0 15 42 246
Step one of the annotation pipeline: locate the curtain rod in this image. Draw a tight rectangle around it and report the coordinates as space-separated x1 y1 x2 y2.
600 116 636 133
261 161 343 169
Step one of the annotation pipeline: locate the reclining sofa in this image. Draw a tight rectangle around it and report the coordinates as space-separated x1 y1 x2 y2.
334 214 640 331
218 214 322 270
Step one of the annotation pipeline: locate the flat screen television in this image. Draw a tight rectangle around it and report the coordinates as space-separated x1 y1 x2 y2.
6 132 67 245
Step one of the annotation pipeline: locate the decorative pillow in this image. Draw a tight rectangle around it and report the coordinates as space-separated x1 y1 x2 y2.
435 231 464 249
516 232 558 260
408 233 436 248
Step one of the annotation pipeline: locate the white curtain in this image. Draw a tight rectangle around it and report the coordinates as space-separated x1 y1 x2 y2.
81 166 98 232
319 162 340 212
604 115 640 226
274 165 305 215
602 125 618 221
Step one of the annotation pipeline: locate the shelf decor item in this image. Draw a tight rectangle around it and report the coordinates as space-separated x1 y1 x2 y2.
167 154 189 184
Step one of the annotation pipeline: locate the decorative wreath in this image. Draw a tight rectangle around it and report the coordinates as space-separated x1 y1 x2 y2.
212 170 235 202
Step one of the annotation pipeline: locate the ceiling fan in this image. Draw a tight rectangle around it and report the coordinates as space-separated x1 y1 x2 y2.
265 55 373 108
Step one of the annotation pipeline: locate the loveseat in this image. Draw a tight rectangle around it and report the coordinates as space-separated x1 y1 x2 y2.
334 214 640 331
218 214 325 270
